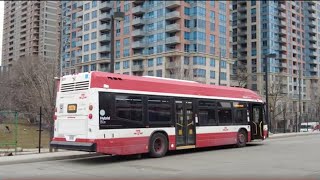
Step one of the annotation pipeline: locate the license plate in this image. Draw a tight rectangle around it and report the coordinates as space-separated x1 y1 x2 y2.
67 104 77 113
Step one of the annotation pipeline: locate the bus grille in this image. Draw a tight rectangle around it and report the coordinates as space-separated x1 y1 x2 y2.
60 81 89 92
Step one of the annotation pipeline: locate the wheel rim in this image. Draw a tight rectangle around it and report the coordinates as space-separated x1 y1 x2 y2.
238 133 245 144
154 138 163 153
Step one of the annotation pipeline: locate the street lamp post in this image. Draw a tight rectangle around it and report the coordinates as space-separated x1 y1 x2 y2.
110 11 125 73
264 53 277 133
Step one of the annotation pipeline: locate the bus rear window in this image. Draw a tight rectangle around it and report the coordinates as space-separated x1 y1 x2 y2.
67 104 77 113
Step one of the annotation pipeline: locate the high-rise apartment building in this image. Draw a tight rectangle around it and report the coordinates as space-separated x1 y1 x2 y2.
1 1 61 67
60 1 113 75
232 1 320 130
61 1 233 85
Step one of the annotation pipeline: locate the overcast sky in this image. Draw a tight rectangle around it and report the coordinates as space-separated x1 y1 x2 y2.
0 1 4 66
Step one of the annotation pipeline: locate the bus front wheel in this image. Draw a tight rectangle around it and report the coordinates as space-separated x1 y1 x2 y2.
149 133 168 158
236 129 247 148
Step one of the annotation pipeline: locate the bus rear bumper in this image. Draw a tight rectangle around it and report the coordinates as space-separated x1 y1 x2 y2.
50 141 96 152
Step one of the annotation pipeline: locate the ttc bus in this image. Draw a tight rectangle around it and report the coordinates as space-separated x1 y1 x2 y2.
51 72 268 158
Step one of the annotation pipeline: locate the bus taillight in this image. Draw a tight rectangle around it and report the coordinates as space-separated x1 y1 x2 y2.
53 115 57 121
88 114 93 119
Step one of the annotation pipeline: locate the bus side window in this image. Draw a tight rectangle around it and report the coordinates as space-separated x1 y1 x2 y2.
198 100 217 126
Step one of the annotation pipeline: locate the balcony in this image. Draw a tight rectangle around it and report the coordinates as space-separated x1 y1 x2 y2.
99 23 111 31
278 12 286 19
308 13 316 20
279 20 286 27
76 31 82 37
279 4 286 11
75 51 82 57
132 18 145 26
100 1 112 10
132 41 145 49
132 6 145 15
76 21 83 28
99 54 110 60
132 29 144 37
280 29 287 35
309 59 318 64
309 43 317 50
309 51 317 57
280 37 286 42
237 22 247 28
309 5 316 13
133 0 145 5
165 62 180 69
281 63 287 68
309 36 317 42
132 65 144 72
310 66 317 72
165 23 180 32
76 41 82 47
99 45 111 52
165 1 180 8
100 12 111 20
279 54 287 59
238 13 247 20
238 31 247 36
165 36 180 44
100 34 110 42
308 28 317 35
165 11 180 20
77 2 83 8
238 6 247 12
76 11 83 18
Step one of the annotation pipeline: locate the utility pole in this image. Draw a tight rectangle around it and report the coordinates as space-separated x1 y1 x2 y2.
298 62 302 132
218 47 221 86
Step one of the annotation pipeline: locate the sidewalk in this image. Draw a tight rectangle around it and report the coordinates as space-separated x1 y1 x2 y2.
0 150 102 166
268 131 320 139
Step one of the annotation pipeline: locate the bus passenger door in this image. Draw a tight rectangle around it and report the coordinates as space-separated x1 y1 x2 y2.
250 104 264 140
175 100 196 149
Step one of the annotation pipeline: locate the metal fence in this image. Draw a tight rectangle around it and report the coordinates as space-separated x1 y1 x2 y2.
0 110 50 156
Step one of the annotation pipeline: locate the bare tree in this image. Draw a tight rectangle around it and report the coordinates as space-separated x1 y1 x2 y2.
2 56 58 128
233 63 250 88
268 74 287 132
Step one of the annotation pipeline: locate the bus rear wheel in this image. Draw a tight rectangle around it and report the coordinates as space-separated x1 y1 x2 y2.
236 130 247 148
149 133 168 158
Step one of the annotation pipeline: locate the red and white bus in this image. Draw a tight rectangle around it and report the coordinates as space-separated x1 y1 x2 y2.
51 71 268 158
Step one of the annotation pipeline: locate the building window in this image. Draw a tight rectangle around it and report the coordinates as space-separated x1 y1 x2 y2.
124 38 129 46
193 56 206 65
91 43 96 50
156 70 162 77
84 55 89 62
84 13 90 21
123 49 130 57
184 57 190 65
221 60 227 69
84 44 89 52
84 34 89 41
90 1 97 7
85 3 90 10
156 57 163 66
123 60 130 69
91 32 97 39
148 59 154 67
210 58 215 67
219 25 226 35
91 53 96 61
115 62 120 70
148 71 154 76
91 64 96 71
251 0 256 6
91 21 97 29
124 4 130 12
220 72 227 80
123 26 129 35
84 23 90 31
210 71 215 79
193 69 206 78
83 65 89 72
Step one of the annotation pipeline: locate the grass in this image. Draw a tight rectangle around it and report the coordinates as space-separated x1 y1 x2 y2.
0 123 50 149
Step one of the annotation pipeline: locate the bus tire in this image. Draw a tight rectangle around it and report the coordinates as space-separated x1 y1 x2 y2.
236 129 247 148
149 133 168 158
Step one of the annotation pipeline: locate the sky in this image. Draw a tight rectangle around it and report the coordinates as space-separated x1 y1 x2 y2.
0 1 4 66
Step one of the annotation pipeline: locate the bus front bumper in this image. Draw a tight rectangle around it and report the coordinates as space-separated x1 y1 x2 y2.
50 141 96 152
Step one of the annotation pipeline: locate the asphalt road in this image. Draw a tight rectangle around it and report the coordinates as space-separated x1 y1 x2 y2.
0 135 319 179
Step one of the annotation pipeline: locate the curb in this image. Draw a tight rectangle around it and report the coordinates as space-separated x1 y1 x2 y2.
268 132 320 139
0 152 103 166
